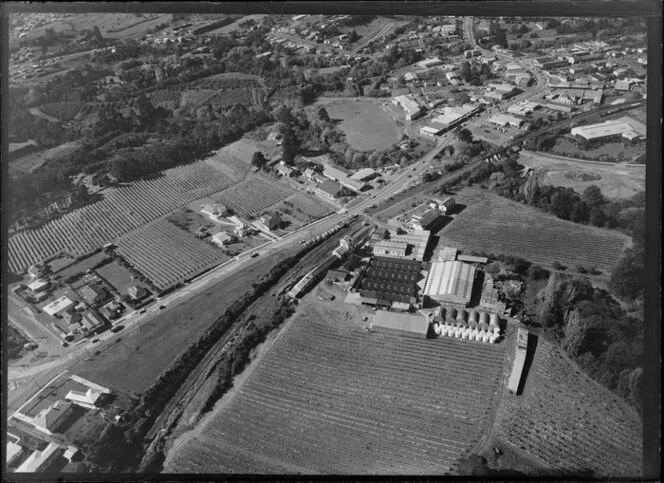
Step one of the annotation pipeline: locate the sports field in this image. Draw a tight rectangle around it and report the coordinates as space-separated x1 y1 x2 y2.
313 100 403 151
165 302 508 474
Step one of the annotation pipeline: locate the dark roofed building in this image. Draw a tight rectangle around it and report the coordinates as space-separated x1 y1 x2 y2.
358 257 422 310
317 179 347 201
79 284 107 305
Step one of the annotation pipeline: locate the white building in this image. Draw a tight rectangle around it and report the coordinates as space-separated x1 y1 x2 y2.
14 443 62 473
392 95 423 120
571 119 645 142
489 113 524 128
65 387 102 409
43 296 75 317
423 261 476 306
211 231 233 246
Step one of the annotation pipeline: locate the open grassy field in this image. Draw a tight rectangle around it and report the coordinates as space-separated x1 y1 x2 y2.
311 99 403 151
518 151 645 200
165 300 509 474
550 138 644 163
70 253 283 396
9 142 79 175
489 338 642 477
436 188 631 273
95 260 138 294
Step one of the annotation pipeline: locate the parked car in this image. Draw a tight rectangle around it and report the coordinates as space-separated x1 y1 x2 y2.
111 325 124 333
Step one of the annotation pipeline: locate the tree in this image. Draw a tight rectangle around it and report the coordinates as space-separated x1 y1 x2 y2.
349 30 359 42
457 128 473 144
589 206 607 227
317 106 330 123
251 151 266 168
582 185 604 208
608 249 644 300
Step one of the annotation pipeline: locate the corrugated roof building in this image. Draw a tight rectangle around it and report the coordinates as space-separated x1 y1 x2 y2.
423 261 476 306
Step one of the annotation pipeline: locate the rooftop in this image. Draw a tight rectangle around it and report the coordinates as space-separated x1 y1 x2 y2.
372 310 429 336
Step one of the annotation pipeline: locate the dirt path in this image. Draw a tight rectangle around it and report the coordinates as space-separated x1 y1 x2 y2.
162 306 304 471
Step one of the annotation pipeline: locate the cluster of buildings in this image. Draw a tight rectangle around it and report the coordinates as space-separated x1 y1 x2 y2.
314 164 379 202
8 375 112 473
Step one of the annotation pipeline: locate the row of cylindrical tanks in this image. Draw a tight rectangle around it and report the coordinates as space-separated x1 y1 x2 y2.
432 322 500 343
442 308 500 326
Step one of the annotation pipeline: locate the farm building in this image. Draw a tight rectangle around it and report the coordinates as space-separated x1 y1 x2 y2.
33 400 74 435
479 275 507 314
507 328 529 394
65 387 102 409
14 443 63 473
43 296 75 317
317 179 348 201
410 208 441 231
571 119 645 143
489 114 524 128
27 278 49 292
371 310 429 339
357 257 422 311
201 203 230 218
78 284 107 305
437 246 458 262
326 269 347 282
392 95 423 121
423 261 477 307
457 254 488 264
372 230 430 262
323 166 365 192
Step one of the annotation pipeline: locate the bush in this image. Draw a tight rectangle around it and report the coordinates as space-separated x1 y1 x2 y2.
552 261 566 270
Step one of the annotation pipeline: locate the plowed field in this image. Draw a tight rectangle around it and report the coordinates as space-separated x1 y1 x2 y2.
165 306 509 474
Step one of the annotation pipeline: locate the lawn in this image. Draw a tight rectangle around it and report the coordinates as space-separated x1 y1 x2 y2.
313 100 403 151
95 260 137 294
70 254 285 396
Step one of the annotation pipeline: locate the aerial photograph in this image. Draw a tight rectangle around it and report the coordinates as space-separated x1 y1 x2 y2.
3 4 658 478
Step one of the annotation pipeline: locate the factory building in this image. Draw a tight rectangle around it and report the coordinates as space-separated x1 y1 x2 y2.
372 230 430 262
489 114 524 128
410 208 441 231
357 257 422 311
571 119 645 143
423 261 477 307
371 310 430 339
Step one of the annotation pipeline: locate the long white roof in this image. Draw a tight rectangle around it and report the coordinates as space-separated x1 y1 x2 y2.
423 261 476 302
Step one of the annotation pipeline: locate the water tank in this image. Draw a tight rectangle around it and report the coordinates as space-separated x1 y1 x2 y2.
480 312 490 325
433 323 442 336
447 308 457 321
461 331 468 340
457 309 467 322
490 313 499 326
454 330 461 338
493 326 500 335
482 333 490 343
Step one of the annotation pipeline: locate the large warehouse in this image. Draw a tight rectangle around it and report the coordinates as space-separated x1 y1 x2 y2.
571 119 645 143
371 310 429 339
357 257 422 311
422 261 477 306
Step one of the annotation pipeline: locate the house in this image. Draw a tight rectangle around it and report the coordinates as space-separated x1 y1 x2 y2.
275 164 297 177
14 443 63 473
62 310 83 330
303 168 316 179
211 231 234 246
79 284 107 305
33 400 74 435
27 278 49 293
65 387 102 409
101 301 123 320
43 296 76 317
411 208 441 231
28 264 47 279
317 179 347 201
7 441 24 467
259 212 282 231
81 311 106 333
128 285 148 300
201 203 231 218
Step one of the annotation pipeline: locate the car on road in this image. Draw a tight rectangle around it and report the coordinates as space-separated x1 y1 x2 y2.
139 309 146 314
110 325 124 333
23 342 38 350
251 252 260 258
61 342 69 347
91 338 100 344
159 305 166 310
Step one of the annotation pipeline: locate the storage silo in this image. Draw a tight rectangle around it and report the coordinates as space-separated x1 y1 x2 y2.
479 312 490 326
468 309 477 323
481 332 490 343
457 309 468 322
490 313 499 326
447 308 457 322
